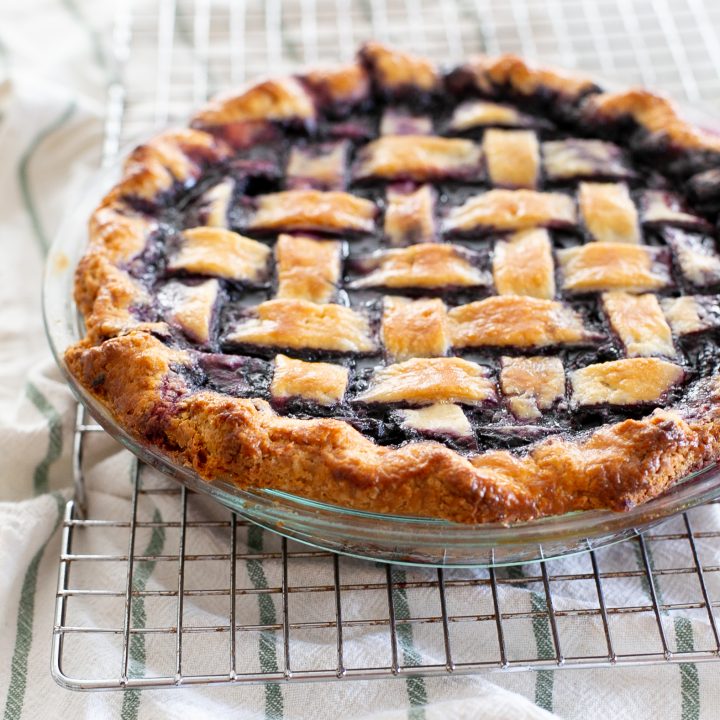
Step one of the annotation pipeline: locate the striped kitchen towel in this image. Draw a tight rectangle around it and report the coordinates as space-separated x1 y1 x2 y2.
1 1 720 719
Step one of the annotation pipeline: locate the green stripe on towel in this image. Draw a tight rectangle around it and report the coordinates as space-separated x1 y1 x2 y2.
507 564 555 713
247 525 284 720
3 493 65 720
25 382 63 496
18 101 76 254
121 508 166 720
389 567 429 720
634 540 700 720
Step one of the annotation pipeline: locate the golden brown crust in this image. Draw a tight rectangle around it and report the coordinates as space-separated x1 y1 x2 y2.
192 77 316 127
455 53 598 100
74 253 165 343
274 234 341 303
384 185 436 245
602 292 675 358
159 279 219 344
301 62 370 107
470 406 718 517
84 130 230 273
64 332 720 523
226 299 377 353
84 129 230 284
500 356 565 420
349 243 488 290
169 227 271 281
359 42 439 95
448 296 597 349
448 100 526 131
583 88 720 152
570 358 685 408
271 354 349 405
354 357 497 406
87 197 159 264
248 189 377 235
579 182 640 244
444 189 577 234
354 135 482 183
115 129 231 203
483 129 540 189
558 242 671 294
66 49 720 525
492 229 555 299
381 297 450 362
125 128 226 179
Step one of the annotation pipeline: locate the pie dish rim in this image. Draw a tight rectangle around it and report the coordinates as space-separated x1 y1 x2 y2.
44 138 720 566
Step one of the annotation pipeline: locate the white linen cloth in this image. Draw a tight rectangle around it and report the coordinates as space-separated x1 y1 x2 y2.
2 1 720 718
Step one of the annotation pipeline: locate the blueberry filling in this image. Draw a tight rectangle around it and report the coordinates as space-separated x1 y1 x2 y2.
192 353 272 398
118 62 720 457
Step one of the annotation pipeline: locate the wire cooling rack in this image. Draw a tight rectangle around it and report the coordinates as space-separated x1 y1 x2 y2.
53 0 720 690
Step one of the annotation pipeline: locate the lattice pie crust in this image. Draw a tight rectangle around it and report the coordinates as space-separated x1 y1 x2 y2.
67 44 720 523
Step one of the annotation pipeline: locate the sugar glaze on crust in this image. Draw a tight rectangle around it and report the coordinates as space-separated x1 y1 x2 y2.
67 44 720 525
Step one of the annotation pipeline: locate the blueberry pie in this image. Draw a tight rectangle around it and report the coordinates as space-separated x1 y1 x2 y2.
66 44 720 524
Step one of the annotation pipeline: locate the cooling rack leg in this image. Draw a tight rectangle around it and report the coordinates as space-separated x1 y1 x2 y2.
72 404 88 518
51 500 77 687
120 459 141 685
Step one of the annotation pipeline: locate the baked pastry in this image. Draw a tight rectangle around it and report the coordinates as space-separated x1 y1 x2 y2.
66 43 720 525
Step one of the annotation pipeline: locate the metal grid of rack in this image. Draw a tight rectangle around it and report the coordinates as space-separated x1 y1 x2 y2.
53 0 720 690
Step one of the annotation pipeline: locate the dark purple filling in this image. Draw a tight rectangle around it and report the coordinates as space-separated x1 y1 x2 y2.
193 353 272 398
118 65 720 456
161 344 713 454
441 112 556 138
682 335 720 378
631 132 720 181
443 66 601 129
688 168 720 215
477 423 563 449
229 147 283 180
322 117 377 141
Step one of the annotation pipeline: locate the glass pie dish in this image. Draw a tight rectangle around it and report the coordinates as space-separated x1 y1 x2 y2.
44 111 720 568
